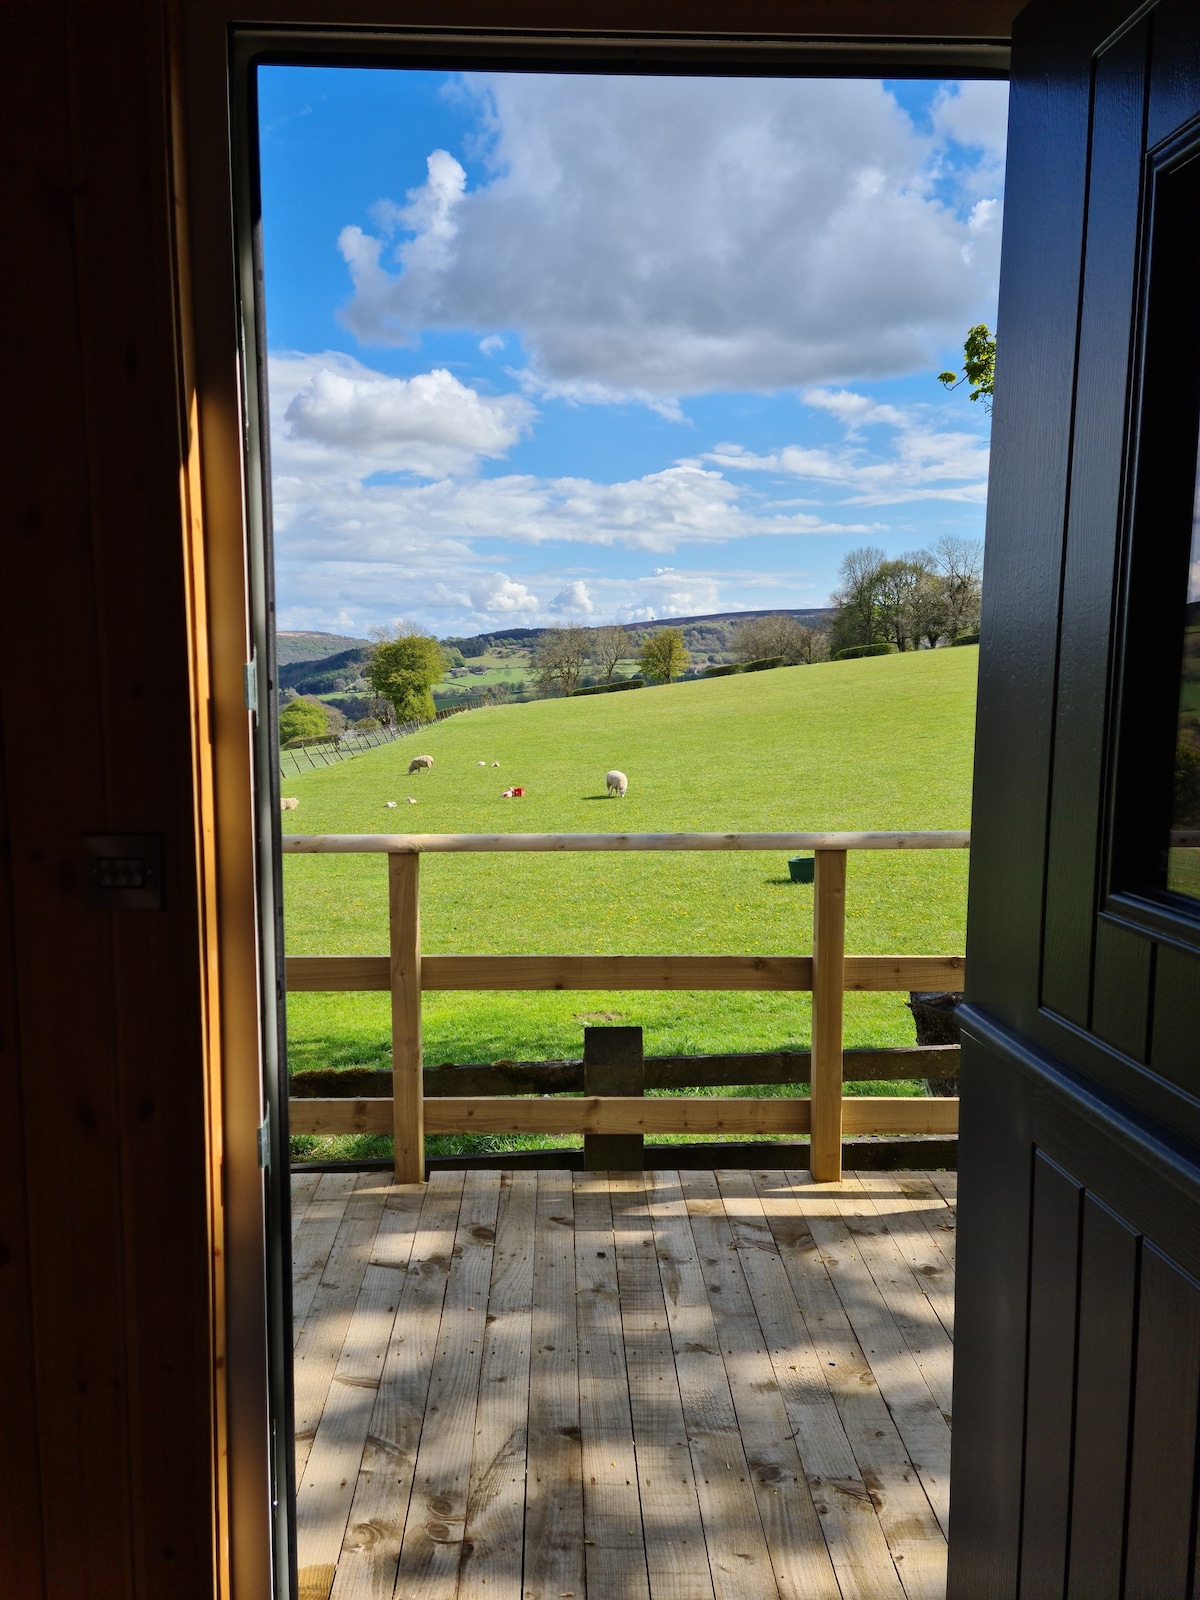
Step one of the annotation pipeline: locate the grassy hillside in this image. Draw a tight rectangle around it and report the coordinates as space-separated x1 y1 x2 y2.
281 647 977 1157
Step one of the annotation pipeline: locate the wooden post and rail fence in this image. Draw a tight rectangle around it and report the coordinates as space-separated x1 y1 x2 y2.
282 830 969 1183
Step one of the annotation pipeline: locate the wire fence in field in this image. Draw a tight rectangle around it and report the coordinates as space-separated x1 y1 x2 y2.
278 700 485 780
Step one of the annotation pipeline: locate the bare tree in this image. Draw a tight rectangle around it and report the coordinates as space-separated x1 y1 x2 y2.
933 534 984 638
588 623 631 683
830 545 888 654
532 625 590 697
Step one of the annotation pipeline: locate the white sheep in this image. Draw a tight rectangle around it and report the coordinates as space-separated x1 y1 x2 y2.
406 797 417 805
385 801 397 809
476 760 486 766
606 769 628 798
408 755 434 775
280 797 299 812
491 761 500 768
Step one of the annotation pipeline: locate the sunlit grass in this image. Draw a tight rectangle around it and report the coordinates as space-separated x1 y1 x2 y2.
283 647 976 1160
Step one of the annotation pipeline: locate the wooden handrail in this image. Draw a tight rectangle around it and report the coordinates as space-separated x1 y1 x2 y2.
282 830 969 1182
285 952 966 993
282 829 970 854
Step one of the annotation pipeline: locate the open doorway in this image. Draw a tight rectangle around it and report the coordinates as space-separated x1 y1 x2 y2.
243 55 1005 1600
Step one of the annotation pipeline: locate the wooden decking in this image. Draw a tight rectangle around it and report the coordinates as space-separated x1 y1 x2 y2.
291 1167 956 1600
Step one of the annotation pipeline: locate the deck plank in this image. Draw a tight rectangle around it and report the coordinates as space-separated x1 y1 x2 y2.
293 1167 956 1600
701 1168 916 1600
292 1172 324 1236
294 1182 428 1590
326 1171 466 1600
645 1169 781 1600
293 1174 365 1340
609 1174 717 1600
739 1171 947 1600
394 1170 503 1600
827 1183 955 1418
293 1177 392 1481
458 1170 537 1600
679 1170 869 1600
784 1174 952 1537
574 1174 652 1600
522 1169 585 1600
848 1178 956 1339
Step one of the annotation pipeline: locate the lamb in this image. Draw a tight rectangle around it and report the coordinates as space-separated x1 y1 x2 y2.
406 797 418 804
408 754 434 775
476 760 486 766
280 797 299 812
384 801 397 809
491 761 500 768
606 769 628 798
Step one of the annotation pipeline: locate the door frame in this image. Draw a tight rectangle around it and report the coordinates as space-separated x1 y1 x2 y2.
173 5 1014 1592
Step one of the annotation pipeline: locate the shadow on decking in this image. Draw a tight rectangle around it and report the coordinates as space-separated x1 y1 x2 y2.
290 1167 956 1600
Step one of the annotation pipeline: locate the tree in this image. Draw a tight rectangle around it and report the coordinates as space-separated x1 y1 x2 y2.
729 612 827 666
278 697 328 743
932 534 984 639
588 623 631 683
533 625 590 697
639 626 689 684
829 545 888 656
366 627 447 724
938 324 997 409
909 565 952 650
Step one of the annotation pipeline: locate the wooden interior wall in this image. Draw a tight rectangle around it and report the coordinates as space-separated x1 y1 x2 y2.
0 1 1020 1597
0 3 218 1596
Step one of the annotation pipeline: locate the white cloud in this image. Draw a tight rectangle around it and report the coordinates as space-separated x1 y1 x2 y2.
707 388 990 505
468 573 541 617
337 75 1004 400
551 579 594 614
272 350 533 479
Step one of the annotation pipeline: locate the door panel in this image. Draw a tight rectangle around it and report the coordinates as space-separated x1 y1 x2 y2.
953 9 1200 1586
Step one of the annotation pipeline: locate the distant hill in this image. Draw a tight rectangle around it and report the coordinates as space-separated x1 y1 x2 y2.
444 607 834 658
276 630 370 667
279 645 372 694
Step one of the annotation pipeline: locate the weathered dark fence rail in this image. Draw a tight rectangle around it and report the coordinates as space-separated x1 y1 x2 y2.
288 1042 960 1100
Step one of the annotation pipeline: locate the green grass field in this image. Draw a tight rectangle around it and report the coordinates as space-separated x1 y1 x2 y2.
282 646 977 1159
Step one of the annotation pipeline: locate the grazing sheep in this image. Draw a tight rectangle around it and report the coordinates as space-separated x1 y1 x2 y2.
606 769 628 798
408 754 434 775
385 801 397 809
406 797 418 805
280 797 299 812
491 761 500 768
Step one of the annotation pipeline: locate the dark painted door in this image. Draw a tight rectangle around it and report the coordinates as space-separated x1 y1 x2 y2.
950 2 1200 1595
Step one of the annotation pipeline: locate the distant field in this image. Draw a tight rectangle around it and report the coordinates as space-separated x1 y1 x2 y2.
282 647 978 1159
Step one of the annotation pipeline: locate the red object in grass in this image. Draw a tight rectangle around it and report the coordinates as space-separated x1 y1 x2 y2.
512 786 526 797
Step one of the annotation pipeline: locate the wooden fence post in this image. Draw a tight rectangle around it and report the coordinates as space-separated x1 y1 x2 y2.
583 1025 644 1170
810 849 847 1182
389 851 424 1183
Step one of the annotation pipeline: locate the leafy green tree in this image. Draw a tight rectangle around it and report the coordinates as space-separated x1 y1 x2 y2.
938 324 996 409
639 626 690 684
367 630 447 724
278 697 328 743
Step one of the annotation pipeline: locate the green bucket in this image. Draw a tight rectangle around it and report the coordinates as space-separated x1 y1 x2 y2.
787 855 814 884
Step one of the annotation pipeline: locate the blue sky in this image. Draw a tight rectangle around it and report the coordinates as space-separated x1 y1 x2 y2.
258 67 1007 636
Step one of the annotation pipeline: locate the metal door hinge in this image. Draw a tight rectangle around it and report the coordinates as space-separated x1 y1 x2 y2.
244 650 258 717
257 1110 271 1169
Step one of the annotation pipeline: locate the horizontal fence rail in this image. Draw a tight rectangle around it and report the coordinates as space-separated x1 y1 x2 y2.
287 1043 960 1100
283 830 968 1183
286 953 966 992
282 829 971 854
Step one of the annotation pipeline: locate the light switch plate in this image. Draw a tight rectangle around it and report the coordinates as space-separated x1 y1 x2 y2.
82 834 165 911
